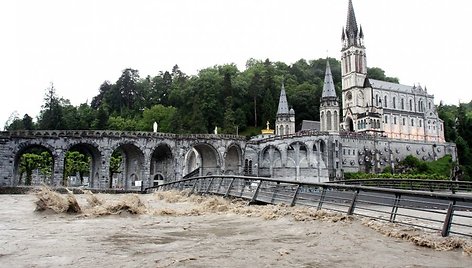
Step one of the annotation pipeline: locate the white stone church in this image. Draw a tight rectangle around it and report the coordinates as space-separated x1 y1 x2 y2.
244 0 454 182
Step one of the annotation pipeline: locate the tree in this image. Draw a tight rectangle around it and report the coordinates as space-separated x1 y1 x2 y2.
109 152 123 186
18 151 52 185
367 67 399 83
138 104 176 132
38 83 64 130
22 114 34 130
64 151 91 185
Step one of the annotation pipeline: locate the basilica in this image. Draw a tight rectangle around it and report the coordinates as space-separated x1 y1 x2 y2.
244 0 454 182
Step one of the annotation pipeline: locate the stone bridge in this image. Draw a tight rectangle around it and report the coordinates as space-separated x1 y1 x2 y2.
0 130 246 189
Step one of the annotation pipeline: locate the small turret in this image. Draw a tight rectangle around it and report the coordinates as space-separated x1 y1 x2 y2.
275 82 295 136
320 59 340 132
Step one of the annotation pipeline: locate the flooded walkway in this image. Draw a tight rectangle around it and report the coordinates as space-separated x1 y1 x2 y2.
0 190 471 267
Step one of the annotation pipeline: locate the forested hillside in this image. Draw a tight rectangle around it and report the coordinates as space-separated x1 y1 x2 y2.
5 58 471 179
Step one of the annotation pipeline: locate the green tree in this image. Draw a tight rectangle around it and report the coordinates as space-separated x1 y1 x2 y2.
138 104 176 132
37 83 65 130
367 67 399 83
64 151 91 185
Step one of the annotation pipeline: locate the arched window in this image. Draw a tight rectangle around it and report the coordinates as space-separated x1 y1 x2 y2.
384 115 388 123
428 102 432 110
375 94 379 106
409 99 413 111
402 118 406 126
333 111 338 131
393 97 396 109
327 111 332 131
401 98 404 110
285 125 289 135
384 96 388 108
279 125 284 135
248 160 253 174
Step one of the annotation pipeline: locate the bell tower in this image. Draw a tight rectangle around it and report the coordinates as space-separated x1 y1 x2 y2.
341 0 369 131
320 59 339 132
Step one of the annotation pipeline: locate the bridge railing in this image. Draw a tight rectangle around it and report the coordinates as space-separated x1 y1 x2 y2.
144 175 472 238
329 179 472 194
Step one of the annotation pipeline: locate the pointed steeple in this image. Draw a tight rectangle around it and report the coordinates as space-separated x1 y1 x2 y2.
345 0 359 46
322 60 337 98
277 82 289 114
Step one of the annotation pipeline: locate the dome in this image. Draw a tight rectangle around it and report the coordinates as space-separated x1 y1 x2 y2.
289 108 295 114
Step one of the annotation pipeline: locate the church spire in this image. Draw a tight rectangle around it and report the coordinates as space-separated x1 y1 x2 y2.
322 60 337 98
277 82 289 114
344 0 361 47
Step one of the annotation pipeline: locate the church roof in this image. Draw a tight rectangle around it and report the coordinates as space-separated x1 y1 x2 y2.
277 83 290 114
369 79 431 95
322 60 337 98
301 120 320 131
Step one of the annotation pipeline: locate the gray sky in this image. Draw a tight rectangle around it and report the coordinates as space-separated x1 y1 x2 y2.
1 0 471 129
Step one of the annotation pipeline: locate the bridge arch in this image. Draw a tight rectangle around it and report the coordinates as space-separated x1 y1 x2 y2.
150 143 174 185
64 142 102 188
110 143 145 190
260 145 282 177
224 143 242 175
13 143 55 186
184 143 221 177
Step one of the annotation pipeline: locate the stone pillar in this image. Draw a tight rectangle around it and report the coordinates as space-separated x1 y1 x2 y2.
100 149 112 189
142 150 152 189
53 150 65 186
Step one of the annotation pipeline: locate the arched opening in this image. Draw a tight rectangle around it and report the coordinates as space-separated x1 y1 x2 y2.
14 144 54 186
224 144 242 175
184 143 220 177
64 143 101 188
150 143 174 185
333 111 338 131
279 125 284 136
110 143 144 190
345 117 354 132
260 145 282 177
327 111 332 131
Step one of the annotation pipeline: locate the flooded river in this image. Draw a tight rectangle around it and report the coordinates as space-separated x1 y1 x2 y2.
0 189 471 267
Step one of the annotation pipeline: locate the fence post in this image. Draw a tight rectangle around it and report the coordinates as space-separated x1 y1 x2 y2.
224 178 235 198
317 187 327 210
188 179 198 196
347 189 359 215
205 177 215 194
290 185 301 207
441 201 456 237
271 182 280 204
216 177 224 194
389 193 401 222
248 179 262 205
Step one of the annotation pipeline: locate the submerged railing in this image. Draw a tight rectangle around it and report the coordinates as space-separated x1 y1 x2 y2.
144 175 472 238
330 179 472 194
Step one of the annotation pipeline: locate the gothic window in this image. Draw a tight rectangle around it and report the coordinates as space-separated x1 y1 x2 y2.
419 120 422 127
394 117 397 124
313 144 317 151
411 119 414 126
409 99 413 111
248 160 253 174
401 98 404 110
428 102 432 110
384 115 388 123
384 96 388 107
402 118 405 126
334 111 338 130
285 125 289 135
393 97 396 109
375 94 379 106
327 111 332 131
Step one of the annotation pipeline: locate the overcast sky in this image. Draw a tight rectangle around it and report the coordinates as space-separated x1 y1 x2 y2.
1 0 471 129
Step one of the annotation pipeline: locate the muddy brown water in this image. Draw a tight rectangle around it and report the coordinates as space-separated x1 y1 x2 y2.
0 190 471 268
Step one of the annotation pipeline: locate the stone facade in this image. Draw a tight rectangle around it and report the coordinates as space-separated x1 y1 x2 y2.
0 130 246 189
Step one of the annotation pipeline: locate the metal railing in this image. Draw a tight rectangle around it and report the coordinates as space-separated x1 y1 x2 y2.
330 179 472 194
144 175 472 238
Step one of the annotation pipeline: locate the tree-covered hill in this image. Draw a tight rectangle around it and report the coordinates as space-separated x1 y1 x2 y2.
5 57 472 179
